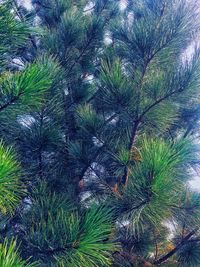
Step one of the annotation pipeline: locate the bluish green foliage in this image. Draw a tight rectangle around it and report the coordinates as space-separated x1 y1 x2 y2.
0 0 200 266
22 185 117 266
0 1 31 68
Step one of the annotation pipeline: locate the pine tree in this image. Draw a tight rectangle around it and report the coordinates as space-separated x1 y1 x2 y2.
0 0 200 266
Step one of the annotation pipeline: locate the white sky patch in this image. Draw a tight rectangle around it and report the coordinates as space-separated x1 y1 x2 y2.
18 0 33 10
104 32 113 46
116 219 130 228
11 57 25 70
84 74 94 83
181 42 196 64
163 220 177 240
17 115 35 127
189 176 200 191
92 136 104 147
84 2 94 15
64 88 69 96
80 191 92 203
33 15 41 26
105 113 119 125
23 197 32 212
119 0 127 11
91 162 105 173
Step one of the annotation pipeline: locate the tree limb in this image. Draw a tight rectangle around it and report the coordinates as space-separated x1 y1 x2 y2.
154 228 198 265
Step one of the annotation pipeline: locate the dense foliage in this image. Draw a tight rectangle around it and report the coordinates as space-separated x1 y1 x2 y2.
0 0 200 266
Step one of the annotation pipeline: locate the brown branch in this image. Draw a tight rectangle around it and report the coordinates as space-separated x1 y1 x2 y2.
120 14 173 186
0 92 23 112
138 90 177 121
153 230 159 261
120 0 189 165
121 80 186 186
37 111 44 179
154 228 198 265
121 67 192 186
121 120 141 185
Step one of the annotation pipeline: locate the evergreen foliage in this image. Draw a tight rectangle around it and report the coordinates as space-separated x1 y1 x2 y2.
0 141 22 214
0 0 200 266
0 239 36 267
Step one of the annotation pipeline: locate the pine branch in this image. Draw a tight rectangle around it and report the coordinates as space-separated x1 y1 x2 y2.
120 11 177 186
122 75 192 185
65 0 110 77
38 111 44 180
183 123 195 138
89 165 114 194
121 120 141 185
154 228 198 265
78 113 119 181
12 0 37 50
62 1 112 173
0 94 22 112
78 145 105 180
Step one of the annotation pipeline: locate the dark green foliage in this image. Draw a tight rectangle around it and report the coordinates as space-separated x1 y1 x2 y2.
0 1 31 68
22 186 117 266
177 241 200 267
109 138 198 233
0 0 200 266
